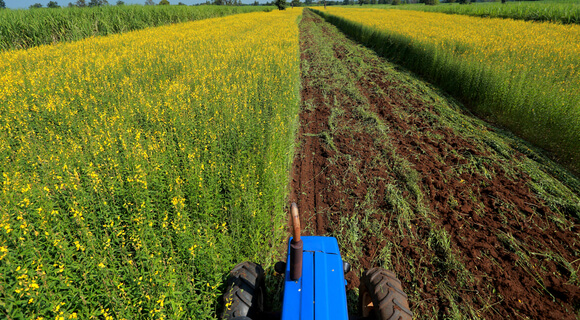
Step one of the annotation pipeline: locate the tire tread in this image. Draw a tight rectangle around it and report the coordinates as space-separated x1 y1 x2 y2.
359 267 413 320
221 261 265 320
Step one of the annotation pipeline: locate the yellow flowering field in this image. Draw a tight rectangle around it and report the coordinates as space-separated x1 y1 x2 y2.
0 9 301 320
316 8 580 170
0 5 275 51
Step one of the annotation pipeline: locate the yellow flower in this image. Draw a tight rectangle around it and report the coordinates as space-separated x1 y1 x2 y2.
0 7 301 319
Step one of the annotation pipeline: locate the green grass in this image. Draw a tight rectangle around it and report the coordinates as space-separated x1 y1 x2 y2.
0 5 274 51
373 0 580 24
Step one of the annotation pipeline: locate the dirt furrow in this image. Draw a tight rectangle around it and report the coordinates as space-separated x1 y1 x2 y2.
291 9 580 319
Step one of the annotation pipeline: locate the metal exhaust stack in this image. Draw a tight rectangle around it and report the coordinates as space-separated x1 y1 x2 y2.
290 203 303 280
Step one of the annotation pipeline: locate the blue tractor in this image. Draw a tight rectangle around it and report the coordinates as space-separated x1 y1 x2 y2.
221 203 413 320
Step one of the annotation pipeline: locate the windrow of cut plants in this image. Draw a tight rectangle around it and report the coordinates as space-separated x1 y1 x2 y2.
292 9 580 319
312 7 580 174
0 5 274 51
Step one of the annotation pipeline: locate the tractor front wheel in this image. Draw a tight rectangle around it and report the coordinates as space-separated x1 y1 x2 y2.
221 261 265 320
359 267 413 320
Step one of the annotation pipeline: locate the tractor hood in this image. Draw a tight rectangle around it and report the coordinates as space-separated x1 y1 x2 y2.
281 236 349 320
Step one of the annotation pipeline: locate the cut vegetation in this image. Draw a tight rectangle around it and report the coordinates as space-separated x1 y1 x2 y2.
291 9 579 319
313 7 580 174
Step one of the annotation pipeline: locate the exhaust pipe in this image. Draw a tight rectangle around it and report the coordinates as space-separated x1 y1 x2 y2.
290 203 303 280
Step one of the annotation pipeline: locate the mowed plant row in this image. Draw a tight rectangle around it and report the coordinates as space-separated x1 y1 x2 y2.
0 10 300 320
0 5 274 51
314 7 580 173
296 10 579 319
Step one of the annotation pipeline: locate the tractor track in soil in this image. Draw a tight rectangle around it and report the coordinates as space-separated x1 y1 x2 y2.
289 10 580 319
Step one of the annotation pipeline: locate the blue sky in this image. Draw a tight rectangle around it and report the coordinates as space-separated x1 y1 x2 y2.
4 0 235 9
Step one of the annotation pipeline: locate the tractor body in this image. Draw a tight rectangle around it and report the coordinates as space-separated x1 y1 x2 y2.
281 236 349 320
221 203 412 320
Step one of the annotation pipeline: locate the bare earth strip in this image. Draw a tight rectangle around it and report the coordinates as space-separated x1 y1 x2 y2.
290 9 580 320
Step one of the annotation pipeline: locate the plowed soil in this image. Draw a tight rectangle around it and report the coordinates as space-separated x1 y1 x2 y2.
290 10 580 319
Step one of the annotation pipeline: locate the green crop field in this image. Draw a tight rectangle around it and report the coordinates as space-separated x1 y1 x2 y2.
313 7 580 173
391 0 580 24
0 5 274 51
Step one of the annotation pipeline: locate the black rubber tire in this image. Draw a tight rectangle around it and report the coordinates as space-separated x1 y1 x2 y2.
221 261 265 320
359 267 413 320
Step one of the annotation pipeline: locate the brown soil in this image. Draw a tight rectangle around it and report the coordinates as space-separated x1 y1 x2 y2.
290 10 580 319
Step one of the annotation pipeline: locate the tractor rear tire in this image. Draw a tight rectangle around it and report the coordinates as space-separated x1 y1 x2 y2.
221 261 266 320
359 267 413 320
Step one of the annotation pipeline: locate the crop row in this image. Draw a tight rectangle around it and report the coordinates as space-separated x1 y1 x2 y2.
395 0 580 24
0 9 301 319
313 7 580 173
0 5 273 51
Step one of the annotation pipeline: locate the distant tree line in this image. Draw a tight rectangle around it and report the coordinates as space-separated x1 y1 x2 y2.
25 0 196 8
290 0 542 4
274 0 416 6
16 0 533 10
409 0 542 2
28 0 110 8
211 0 244 5
25 0 265 8
300 0 542 4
